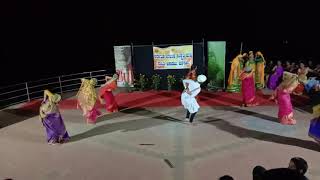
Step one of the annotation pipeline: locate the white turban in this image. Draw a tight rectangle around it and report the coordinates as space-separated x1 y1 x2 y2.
197 75 207 83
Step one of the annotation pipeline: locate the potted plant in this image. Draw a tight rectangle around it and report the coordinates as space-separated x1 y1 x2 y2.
124 82 132 93
207 80 218 92
151 74 161 91
136 74 147 91
167 75 176 91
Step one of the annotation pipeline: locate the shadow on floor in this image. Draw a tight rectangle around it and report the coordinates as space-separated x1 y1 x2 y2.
70 108 185 143
0 100 40 129
205 118 320 152
206 105 279 123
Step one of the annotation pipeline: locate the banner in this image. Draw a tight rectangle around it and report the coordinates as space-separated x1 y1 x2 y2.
207 41 226 88
114 46 134 87
153 45 193 70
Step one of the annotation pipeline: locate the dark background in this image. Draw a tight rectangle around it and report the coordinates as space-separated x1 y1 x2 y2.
1 1 319 86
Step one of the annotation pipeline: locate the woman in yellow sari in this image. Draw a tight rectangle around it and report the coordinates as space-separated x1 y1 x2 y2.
255 51 266 89
76 78 101 124
227 54 243 92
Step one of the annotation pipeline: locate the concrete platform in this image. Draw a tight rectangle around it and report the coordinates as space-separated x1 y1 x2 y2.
0 105 319 180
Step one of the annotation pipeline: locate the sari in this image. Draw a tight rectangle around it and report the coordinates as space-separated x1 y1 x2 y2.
227 55 243 92
274 87 296 125
99 80 118 112
267 65 284 90
293 68 309 95
39 91 70 144
255 56 265 89
308 104 320 143
305 79 319 93
240 71 257 106
76 78 101 124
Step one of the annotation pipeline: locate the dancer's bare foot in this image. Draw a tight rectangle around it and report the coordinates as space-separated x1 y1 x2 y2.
48 140 56 145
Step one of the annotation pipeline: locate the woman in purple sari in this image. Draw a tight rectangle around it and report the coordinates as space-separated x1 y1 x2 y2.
267 60 284 90
39 90 70 145
308 84 320 143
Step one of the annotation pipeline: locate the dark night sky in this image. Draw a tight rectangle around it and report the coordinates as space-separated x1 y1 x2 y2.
0 1 319 86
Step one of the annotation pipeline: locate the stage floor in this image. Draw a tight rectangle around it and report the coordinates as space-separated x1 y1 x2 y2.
0 93 319 180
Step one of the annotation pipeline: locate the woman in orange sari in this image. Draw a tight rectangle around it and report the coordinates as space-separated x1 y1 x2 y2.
240 66 258 107
293 62 309 95
255 51 266 89
99 74 119 113
227 55 243 92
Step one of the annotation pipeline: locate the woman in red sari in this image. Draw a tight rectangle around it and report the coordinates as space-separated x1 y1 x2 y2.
240 66 258 107
99 74 119 113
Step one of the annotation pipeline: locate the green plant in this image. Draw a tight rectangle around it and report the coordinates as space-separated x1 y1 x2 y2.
207 80 219 91
124 82 133 93
136 74 147 91
151 74 161 90
167 75 176 91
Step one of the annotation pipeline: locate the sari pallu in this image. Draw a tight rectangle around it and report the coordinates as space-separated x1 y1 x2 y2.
240 72 257 106
40 100 70 144
99 81 118 112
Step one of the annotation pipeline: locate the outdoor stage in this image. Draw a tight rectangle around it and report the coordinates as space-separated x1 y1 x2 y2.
0 90 319 180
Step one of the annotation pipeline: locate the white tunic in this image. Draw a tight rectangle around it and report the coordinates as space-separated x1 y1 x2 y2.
181 79 201 113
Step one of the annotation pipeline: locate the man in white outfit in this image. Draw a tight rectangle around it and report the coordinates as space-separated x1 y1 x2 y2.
181 75 207 124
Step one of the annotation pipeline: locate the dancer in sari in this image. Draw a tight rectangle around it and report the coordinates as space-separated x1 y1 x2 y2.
181 75 207 125
255 51 266 89
265 60 274 83
76 78 101 124
308 104 320 144
240 66 258 107
227 55 243 92
270 72 299 125
305 78 319 93
267 60 284 90
293 62 311 95
99 74 119 113
247 51 256 74
39 90 70 145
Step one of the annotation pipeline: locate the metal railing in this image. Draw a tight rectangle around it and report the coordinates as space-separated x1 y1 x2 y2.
0 70 113 109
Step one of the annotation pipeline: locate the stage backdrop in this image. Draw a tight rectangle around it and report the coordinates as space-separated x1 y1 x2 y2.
133 43 204 90
114 46 134 87
207 41 226 88
153 45 193 70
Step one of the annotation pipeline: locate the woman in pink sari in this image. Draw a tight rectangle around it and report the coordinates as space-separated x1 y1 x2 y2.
240 66 258 107
76 78 101 124
270 72 299 125
99 74 119 113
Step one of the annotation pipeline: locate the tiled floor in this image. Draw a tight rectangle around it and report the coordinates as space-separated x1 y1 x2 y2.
0 105 319 180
